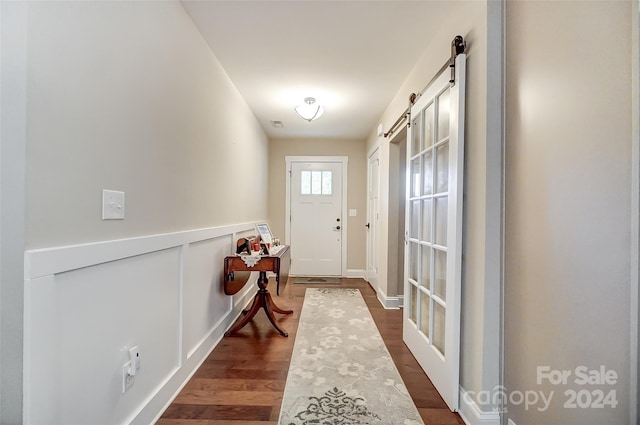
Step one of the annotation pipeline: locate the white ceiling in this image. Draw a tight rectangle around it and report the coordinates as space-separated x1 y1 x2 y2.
181 1 450 140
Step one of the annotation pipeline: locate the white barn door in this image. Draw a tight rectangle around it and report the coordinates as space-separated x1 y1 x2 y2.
403 53 466 411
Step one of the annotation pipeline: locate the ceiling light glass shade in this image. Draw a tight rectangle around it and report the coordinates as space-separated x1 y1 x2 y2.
295 97 324 122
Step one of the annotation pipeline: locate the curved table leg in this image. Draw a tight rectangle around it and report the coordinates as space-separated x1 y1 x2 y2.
262 291 293 336
225 271 293 337
267 293 294 315
225 291 264 336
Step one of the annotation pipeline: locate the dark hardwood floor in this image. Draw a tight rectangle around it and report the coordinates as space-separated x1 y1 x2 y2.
157 278 464 425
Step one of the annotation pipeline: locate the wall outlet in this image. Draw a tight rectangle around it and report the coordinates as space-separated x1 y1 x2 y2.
128 345 140 375
102 190 125 220
122 361 134 393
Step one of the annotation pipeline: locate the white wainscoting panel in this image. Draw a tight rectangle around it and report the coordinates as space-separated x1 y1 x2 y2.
23 222 263 425
184 236 238 359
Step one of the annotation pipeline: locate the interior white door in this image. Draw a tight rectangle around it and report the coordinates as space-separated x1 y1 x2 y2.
403 53 466 411
290 161 343 276
366 149 380 290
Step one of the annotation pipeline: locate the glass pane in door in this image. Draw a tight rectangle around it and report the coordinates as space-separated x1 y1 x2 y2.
434 249 447 300
423 151 433 195
421 199 432 242
411 111 423 155
411 158 421 197
410 200 420 239
420 293 430 338
435 197 448 246
437 89 450 141
433 302 446 355
409 242 419 282
420 245 431 289
425 103 435 148
436 142 449 194
409 284 417 324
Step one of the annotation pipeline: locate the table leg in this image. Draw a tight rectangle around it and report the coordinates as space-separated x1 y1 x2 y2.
262 290 293 336
224 290 264 336
225 272 293 337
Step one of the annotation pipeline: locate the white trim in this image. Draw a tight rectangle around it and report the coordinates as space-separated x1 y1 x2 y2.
24 221 259 280
631 1 640 423
23 221 263 425
285 156 348 276
344 268 365 279
375 287 402 310
458 386 501 425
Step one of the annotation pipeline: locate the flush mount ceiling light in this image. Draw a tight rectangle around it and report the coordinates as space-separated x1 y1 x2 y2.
295 97 324 122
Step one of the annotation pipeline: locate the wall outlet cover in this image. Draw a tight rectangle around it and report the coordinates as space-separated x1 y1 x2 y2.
102 190 125 220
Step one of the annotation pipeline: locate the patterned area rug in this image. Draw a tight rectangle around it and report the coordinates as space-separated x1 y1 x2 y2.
279 288 424 425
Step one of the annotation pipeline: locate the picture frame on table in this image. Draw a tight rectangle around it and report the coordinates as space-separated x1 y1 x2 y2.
256 223 273 255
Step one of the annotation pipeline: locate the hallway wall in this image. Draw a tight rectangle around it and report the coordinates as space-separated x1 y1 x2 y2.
268 138 367 274
3 1 269 424
24 1 268 249
504 2 633 424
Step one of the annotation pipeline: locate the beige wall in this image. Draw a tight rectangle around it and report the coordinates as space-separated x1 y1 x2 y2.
366 0 501 410
268 138 367 272
505 1 632 424
24 1 269 249
2 2 269 423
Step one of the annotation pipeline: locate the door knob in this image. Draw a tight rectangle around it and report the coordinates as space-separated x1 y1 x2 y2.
334 226 341 230
365 223 370 229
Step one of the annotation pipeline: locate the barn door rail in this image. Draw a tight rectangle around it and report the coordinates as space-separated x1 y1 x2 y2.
383 35 466 139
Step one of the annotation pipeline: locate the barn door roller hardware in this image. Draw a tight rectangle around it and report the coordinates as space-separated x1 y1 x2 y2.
449 35 466 86
384 35 466 138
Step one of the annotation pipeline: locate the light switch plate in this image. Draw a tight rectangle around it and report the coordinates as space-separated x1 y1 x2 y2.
102 190 125 220
349 209 357 217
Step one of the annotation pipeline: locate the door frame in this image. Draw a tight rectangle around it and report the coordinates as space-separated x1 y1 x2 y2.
365 145 380 292
285 156 348 277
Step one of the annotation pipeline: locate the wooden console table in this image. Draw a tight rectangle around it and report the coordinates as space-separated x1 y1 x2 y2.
223 245 292 337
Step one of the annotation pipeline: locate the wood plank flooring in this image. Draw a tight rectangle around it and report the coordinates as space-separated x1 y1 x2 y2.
157 278 464 425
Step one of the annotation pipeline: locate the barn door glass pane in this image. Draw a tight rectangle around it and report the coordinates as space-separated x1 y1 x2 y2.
425 103 435 148
409 242 419 282
410 200 420 239
433 302 446 355
411 158 421 197
421 199 432 242
423 151 433 195
420 292 430 337
412 111 423 155
434 249 447 300
436 143 449 194
407 81 456 357
437 89 450 141
435 198 448 246
420 245 431 289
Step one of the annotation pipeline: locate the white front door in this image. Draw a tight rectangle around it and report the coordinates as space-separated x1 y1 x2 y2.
289 160 344 276
366 148 380 290
403 53 466 411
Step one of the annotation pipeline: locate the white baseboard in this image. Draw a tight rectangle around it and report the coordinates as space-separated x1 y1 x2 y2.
458 386 501 425
344 269 365 279
375 287 402 309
